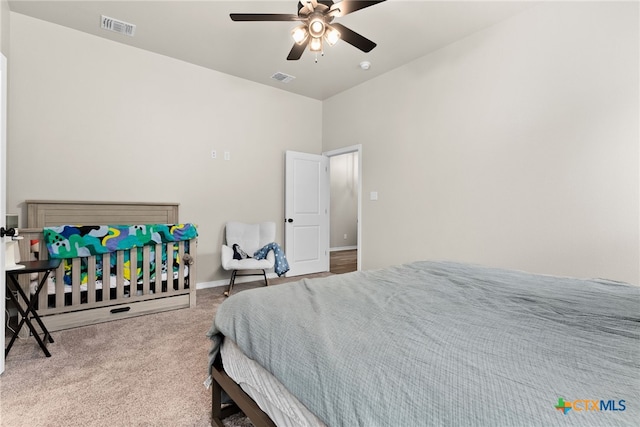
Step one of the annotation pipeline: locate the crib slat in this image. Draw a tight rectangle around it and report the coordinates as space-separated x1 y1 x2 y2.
87 256 97 304
38 270 49 313
71 258 81 305
155 243 162 295
55 261 65 309
129 248 137 299
103 253 111 302
117 251 124 299
166 243 174 295
177 241 185 291
189 237 197 308
142 246 151 296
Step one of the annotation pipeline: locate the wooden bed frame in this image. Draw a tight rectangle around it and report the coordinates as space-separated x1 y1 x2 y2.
211 355 276 427
12 200 197 335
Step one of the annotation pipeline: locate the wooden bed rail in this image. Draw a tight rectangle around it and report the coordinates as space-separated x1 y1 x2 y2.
211 356 276 427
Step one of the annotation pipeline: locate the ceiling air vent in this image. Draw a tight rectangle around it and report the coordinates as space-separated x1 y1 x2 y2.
101 15 136 37
271 72 295 84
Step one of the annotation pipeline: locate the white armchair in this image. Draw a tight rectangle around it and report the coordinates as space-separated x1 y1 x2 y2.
221 221 276 296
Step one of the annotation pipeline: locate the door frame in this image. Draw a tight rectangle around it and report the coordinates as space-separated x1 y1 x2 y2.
323 144 362 271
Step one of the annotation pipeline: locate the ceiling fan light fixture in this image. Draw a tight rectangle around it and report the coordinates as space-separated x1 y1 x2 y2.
324 25 341 46
309 37 323 52
309 17 325 38
291 25 308 44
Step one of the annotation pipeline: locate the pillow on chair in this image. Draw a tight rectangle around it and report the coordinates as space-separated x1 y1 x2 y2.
232 244 251 260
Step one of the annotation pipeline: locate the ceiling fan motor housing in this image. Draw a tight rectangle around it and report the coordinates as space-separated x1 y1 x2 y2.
308 13 326 38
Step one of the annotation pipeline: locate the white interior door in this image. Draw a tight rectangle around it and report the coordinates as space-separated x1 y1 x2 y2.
1 53 7 374
284 151 329 276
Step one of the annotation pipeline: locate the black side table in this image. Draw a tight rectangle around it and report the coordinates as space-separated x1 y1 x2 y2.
5 259 61 357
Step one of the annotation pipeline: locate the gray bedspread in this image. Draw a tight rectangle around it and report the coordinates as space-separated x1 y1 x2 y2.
207 261 640 426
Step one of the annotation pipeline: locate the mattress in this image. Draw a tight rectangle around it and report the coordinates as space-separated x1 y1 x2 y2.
221 339 326 427
30 266 189 295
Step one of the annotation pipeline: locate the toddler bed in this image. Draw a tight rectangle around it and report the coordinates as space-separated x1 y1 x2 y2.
12 200 198 334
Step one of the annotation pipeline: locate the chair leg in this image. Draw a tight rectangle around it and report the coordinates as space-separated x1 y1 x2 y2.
224 270 237 297
262 269 268 287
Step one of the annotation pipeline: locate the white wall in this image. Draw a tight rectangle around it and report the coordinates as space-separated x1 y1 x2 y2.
7 13 322 283
323 2 639 284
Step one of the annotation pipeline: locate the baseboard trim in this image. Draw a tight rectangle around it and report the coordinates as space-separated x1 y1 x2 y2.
330 246 357 252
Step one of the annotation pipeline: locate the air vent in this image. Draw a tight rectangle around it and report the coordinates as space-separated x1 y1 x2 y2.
271 72 296 84
101 15 136 37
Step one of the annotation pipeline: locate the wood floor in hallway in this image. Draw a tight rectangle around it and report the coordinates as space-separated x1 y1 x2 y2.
330 249 357 274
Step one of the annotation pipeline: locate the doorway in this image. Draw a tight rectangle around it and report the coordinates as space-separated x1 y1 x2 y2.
324 145 362 273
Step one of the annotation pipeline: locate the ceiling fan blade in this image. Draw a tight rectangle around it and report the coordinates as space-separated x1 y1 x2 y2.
329 0 387 18
230 13 301 22
287 39 310 60
331 23 377 52
299 0 330 15
297 2 311 15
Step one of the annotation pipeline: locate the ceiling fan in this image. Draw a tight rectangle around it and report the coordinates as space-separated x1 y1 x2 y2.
230 0 387 60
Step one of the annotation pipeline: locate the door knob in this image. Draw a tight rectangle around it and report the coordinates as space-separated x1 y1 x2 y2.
0 227 17 238
287 218 294 223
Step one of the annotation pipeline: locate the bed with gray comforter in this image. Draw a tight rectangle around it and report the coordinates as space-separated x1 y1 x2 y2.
207 261 639 426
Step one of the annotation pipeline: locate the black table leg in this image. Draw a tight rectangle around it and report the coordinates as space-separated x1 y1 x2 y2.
5 272 53 357
23 271 55 344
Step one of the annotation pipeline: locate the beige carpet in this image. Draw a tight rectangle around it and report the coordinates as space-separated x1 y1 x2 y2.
0 274 329 427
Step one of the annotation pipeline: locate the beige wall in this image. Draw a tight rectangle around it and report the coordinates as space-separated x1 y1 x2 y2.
323 2 639 284
7 13 322 284
330 152 358 248
0 0 8 56
7 2 639 286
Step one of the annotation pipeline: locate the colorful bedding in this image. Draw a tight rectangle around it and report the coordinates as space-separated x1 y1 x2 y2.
43 223 197 258
42 223 197 285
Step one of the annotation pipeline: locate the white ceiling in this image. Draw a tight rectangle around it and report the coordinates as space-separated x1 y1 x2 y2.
8 1 534 100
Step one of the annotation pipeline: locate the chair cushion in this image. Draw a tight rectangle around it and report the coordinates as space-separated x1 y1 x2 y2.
223 257 274 270
225 221 276 254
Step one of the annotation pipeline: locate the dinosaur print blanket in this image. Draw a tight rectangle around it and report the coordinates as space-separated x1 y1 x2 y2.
42 223 197 285
43 223 198 259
